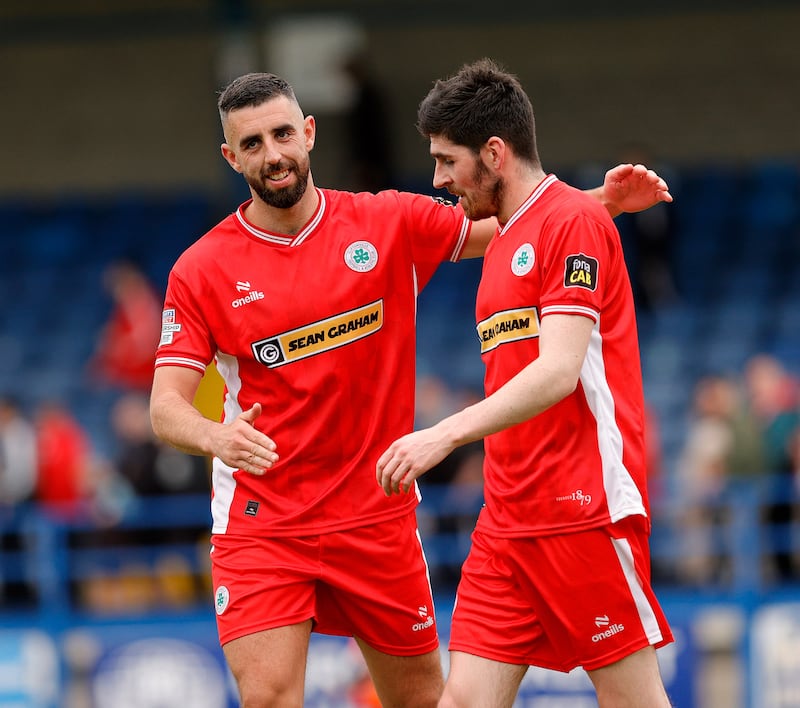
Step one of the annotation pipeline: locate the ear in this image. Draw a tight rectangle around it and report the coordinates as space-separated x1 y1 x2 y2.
481 136 506 171
220 143 242 173
304 115 316 152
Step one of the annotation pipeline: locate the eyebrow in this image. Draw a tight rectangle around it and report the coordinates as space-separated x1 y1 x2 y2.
238 122 294 149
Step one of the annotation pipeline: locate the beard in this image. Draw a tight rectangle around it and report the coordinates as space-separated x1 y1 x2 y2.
248 160 310 209
458 159 503 221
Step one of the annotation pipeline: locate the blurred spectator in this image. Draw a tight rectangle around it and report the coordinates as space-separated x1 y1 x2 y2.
743 353 800 579
644 402 664 503
111 392 209 497
674 375 744 585
73 393 212 614
791 426 800 491
613 142 679 312
89 260 162 393
415 380 484 590
341 51 395 193
743 354 800 473
0 395 37 506
414 373 456 431
34 400 93 516
788 426 800 576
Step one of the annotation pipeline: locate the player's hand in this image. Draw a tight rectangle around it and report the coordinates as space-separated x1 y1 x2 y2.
211 402 279 475
603 163 673 215
376 427 454 495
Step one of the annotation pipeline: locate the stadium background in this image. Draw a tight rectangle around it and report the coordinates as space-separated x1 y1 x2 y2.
1 1 799 706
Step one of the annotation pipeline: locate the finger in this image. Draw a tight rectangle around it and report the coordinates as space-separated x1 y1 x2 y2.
381 458 404 496
240 403 262 426
376 458 387 489
385 461 404 496
377 449 399 494
251 443 279 467
244 455 267 475
392 464 411 494
401 471 416 494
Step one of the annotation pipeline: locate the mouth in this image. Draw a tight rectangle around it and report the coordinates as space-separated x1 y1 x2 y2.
267 169 291 182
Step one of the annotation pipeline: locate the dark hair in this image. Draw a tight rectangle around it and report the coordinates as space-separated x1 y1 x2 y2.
417 58 539 165
217 72 298 119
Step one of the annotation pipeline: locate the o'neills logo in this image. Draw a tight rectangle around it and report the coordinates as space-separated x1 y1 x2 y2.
251 300 384 368
592 623 625 642
412 615 435 632
476 306 539 354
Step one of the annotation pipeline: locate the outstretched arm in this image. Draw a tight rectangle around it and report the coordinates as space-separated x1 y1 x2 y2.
462 163 673 258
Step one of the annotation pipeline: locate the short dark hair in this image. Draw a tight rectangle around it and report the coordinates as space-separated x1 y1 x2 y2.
417 58 539 165
217 72 298 120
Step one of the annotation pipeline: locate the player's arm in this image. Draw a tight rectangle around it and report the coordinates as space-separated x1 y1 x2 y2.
150 365 278 475
461 163 673 258
376 313 593 494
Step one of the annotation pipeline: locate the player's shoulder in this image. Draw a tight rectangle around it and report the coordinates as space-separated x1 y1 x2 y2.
173 212 237 268
545 178 613 222
324 186 454 208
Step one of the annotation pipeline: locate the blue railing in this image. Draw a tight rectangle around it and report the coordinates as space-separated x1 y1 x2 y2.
1 478 799 624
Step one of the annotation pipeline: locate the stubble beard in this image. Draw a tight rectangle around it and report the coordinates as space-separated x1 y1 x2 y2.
460 159 503 221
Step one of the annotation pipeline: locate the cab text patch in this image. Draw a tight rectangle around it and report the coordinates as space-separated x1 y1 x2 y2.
563 253 598 291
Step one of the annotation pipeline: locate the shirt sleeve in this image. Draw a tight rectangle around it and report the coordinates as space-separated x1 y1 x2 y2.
399 192 472 290
154 267 216 373
538 210 616 323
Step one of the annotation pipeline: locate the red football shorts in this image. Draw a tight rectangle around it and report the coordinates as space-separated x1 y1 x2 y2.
449 515 673 672
210 510 439 656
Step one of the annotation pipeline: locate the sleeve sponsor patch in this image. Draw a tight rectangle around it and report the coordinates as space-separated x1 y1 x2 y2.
159 308 182 346
563 253 598 291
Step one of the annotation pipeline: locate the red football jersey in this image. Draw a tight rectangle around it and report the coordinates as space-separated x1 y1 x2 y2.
475 176 649 537
156 188 470 536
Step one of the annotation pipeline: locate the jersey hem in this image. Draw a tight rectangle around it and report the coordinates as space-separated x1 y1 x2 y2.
211 501 418 538
476 508 648 539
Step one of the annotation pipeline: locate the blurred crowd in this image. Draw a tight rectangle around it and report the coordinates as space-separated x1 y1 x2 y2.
0 260 211 614
2 255 800 617
672 353 800 586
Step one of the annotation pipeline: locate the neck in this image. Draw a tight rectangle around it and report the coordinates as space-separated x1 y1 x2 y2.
244 176 320 236
497 164 547 225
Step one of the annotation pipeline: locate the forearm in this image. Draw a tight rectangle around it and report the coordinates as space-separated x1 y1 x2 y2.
150 391 220 457
584 185 621 218
437 314 592 448
435 359 578 448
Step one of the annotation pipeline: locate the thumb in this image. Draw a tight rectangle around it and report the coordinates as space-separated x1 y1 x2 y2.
240 402 262 426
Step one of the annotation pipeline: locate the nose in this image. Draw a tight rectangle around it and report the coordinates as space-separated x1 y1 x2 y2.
263 139 282 166
432 164 450 191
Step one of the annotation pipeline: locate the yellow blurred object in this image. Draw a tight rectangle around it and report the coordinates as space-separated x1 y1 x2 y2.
193 361 224 421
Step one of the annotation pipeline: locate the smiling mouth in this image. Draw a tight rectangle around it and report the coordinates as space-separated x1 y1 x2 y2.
267 170 290 182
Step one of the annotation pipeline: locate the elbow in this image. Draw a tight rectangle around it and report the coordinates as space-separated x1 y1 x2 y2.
560 379 580 402
550 368 581 403
149 399 166 441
